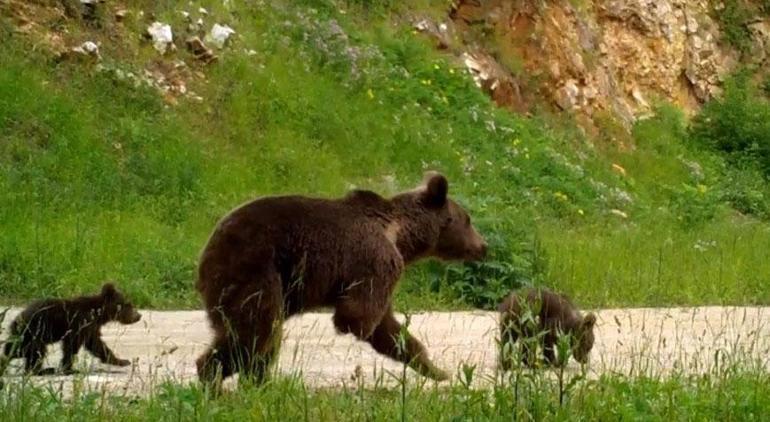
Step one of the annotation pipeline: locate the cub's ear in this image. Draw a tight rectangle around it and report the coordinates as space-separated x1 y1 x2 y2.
582 313 597 330
420 171 448 208
101 282 117 299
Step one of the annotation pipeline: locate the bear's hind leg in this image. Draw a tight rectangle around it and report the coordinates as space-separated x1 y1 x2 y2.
196 333 238 387
23 343 47 375
198 276 283 388
232 282 283 387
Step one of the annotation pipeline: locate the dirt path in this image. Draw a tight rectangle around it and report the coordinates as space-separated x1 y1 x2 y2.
1 307 769 395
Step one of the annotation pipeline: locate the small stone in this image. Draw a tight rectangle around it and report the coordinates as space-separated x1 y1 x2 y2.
549 61 561 79
631 87 649 108
115 9 128 22
147 22 173 54
609 209 628 219
205 24 236 49
414 19 431 32
692 35 703 50
582 85 598 100
686 17 699 34
186 36 217 64
555 80 580 110
59 41 101 63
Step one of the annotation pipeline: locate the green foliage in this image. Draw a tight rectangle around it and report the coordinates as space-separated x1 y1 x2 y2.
1 0 770 309
1 370 769 420
719 166 770 218
715 0 755 54
689 71 770 221
691 72 770 174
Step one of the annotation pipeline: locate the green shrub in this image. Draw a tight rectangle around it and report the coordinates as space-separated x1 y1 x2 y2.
691 71 770 177
718 166 770 218
715 0 754 54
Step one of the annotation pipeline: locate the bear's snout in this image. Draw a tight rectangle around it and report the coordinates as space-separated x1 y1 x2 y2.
131 311 142 323
469 241 487 260
479 242 488 258
120 310 142 324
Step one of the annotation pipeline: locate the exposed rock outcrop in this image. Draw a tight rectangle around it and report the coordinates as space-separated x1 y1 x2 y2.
442 0 755 131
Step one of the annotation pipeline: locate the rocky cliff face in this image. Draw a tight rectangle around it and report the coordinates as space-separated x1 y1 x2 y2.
419 0 770 132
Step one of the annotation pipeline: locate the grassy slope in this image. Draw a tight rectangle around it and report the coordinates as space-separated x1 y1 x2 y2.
1 0 769 310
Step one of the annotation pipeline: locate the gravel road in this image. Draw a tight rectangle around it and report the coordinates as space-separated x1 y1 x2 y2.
1 307 769 395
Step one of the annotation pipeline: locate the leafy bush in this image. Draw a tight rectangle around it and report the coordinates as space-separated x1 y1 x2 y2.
667 182 721 227
715 0 754 54
718 166 770 218
437 228 547 310
691 71 770 177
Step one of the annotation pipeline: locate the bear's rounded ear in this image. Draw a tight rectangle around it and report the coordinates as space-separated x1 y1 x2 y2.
101 283 117 299
421 171 448 208
582 313 597 330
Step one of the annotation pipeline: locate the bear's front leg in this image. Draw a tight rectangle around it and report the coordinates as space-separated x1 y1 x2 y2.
333 295 388 341
366 308 449 381
60 336 84 374
332 270 397 341
85 334 131 367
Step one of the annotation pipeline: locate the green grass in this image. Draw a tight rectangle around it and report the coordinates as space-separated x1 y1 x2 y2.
1 370 768 420
1 0 770 310
542 217 770 307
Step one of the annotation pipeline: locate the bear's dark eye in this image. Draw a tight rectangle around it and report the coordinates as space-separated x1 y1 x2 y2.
465 215 471 226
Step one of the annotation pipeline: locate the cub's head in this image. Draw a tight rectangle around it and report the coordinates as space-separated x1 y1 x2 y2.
100 283 142 325
410 172 487 262
572 313 597 364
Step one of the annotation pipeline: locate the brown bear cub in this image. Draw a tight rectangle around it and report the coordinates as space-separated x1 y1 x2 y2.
196 172 488 386
498 287 596 370
1 283 141 375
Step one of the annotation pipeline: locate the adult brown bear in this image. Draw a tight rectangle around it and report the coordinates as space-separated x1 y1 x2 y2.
195 172 487 385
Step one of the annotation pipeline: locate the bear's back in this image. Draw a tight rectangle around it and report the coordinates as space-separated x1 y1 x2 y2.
499 287 583 333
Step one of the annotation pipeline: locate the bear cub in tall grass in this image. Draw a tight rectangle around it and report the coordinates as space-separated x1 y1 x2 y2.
1 283 141 375
498 287 596 370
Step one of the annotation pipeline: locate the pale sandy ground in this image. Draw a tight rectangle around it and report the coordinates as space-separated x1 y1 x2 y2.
1 307 769 396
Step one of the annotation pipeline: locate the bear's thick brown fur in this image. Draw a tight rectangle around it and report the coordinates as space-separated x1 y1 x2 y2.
0 283 141 376
498 287 596 369
195 172 487 385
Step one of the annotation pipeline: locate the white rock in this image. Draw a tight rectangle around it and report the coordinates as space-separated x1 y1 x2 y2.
692 35 703 50
71 41 100 59
631 87 649 108
582 85 598 100
206 24 236 49
686 17 699 34
414 19 430 32
79 41 99 54
147 22 173 54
